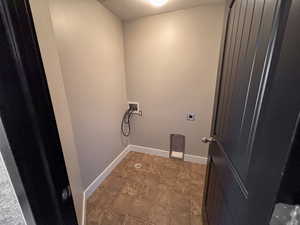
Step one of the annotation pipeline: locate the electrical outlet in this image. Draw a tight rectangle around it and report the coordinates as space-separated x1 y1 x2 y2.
187 113 196 121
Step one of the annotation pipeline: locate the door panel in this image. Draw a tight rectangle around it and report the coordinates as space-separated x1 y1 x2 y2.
238 0 280 182
205 150 241 225
213 0 279 182
216 1 238 138
227 0 265 180
217 0 267 181
209 142 246 224
206 162 218 225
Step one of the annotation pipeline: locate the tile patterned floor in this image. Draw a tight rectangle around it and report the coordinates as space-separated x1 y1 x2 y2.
86 152 206 225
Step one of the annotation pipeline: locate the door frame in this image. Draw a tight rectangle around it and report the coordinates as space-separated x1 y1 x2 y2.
0 0 79 224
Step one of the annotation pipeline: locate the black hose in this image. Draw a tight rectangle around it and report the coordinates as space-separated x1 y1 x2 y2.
121 108 134 137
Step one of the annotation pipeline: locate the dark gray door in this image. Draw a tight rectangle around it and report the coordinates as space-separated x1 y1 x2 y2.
203 0 300 225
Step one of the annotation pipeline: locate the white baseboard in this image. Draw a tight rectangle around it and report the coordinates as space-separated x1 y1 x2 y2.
81 194 86 225
84 145 130 199
128 145 207 164
129 144 169 158
82 145 130 224
184 154 208 164
81 144 207 224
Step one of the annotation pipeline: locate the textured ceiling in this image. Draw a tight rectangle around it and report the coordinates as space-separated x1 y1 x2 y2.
99 0 226 21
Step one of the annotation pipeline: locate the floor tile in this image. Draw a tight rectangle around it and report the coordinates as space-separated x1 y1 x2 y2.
98 209 125 225
86 152 206 225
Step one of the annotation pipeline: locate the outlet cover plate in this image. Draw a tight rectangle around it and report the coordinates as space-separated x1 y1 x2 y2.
128 101 140 114
187 112 196 121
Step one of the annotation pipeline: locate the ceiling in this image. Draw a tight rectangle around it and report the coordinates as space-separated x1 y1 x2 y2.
99 0 225 21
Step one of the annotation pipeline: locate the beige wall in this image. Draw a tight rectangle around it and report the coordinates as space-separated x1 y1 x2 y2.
124 5 225 157
29 0 84 222
49 0 128 189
